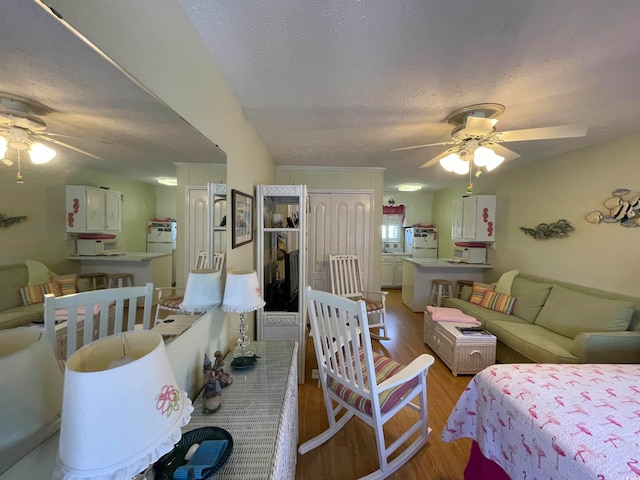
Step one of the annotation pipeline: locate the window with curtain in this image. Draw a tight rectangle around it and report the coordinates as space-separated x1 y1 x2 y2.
382 205 405 250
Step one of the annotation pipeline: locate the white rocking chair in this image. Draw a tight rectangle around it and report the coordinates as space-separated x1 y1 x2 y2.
300 286 434 480
329 253 390 340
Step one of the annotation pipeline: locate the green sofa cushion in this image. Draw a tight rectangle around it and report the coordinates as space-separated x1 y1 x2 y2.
0 304 44 329
534 284 634 339
511 276 553 323
485 320 578 363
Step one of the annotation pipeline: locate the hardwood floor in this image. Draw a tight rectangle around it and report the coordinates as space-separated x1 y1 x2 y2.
296 289 472 480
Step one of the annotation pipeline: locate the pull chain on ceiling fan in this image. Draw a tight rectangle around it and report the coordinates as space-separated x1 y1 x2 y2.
390 103 588 175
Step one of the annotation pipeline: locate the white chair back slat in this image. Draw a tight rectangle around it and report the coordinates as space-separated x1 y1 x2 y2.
195 251 209 269
43 283 154 360
212 252 225 271
329 254 366 299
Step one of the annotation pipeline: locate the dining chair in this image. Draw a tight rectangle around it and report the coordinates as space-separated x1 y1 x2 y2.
329 253 390 340
300 287 434 480
43 282 154 361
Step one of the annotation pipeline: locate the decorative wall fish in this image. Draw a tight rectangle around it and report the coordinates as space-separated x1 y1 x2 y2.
585 188 640 227
520 219 575 239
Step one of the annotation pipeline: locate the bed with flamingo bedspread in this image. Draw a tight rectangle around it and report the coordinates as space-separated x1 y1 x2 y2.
442 363 640 480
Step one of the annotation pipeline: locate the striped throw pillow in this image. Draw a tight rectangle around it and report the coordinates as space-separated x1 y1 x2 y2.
43 281 63 297
20 284 46 305
480 290 516 315
469 282 495 305
51 274 78 295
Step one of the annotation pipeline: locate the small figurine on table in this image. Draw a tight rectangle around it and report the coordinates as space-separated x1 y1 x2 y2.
213 350 233 388
203 380 222 413
202 354 222 414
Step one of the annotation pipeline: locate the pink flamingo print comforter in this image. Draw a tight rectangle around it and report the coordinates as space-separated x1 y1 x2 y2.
442 363 640 480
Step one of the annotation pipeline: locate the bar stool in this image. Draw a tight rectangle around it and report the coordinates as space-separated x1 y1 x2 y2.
455 279 475 298
429 279 453 307
107 273 134 288
79 272 108 290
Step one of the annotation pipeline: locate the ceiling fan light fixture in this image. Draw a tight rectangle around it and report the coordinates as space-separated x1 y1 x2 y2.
484 154 505 171
439 152 461 172
28 142 56 164
471 145 492 167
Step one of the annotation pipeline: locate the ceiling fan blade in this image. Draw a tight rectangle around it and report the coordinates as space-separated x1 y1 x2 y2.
45 131 113 144
33 133 103 160
419 147 458 168
495 124 587 142
486 143 520 162
389 140 457 152
465 116 498 137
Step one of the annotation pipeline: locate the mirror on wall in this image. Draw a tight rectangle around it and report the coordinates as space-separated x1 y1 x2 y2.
1 2 229 277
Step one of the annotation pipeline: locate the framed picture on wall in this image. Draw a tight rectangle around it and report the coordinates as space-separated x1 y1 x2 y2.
231 189 254 248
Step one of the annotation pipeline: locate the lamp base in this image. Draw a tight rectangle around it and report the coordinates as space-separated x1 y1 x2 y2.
233 312 254 358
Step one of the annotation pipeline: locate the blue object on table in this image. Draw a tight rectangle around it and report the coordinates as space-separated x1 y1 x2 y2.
173 440 229 480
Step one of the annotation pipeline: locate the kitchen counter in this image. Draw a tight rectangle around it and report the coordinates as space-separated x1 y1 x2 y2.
404 258 492 268
402 258 492 312
67 252 172 305
66 252 171 262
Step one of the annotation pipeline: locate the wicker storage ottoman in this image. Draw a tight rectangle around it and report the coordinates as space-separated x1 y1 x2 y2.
424 310 496 376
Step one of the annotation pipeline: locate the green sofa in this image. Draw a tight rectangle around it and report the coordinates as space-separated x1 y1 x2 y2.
445 273 640 364
0 263 45 329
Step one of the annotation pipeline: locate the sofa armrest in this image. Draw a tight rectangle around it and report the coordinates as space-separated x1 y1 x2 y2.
572 331 640 363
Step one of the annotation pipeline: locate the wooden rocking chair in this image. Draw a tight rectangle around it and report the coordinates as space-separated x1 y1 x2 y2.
300 286 434 480
329 253 390 340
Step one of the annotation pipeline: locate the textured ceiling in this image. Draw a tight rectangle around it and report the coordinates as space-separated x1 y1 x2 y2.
0 0 225 185
4 1 640 191
178 0 640 191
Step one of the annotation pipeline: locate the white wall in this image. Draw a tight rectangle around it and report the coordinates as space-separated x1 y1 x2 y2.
154 185 178 220
434 132 640 298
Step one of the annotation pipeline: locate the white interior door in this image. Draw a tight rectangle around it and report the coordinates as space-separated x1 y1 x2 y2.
307 190 373 293
185 186 208 280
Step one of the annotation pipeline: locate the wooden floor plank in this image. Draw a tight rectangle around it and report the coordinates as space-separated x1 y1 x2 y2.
296 289 473 479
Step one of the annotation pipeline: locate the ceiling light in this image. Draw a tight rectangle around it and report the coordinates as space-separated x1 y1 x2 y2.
484 154 505 171
398 185 422 192
157 177 177 186
439 152 462 172
28 142 56 164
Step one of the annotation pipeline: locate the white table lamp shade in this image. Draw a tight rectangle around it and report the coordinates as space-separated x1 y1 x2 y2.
0 329 63 474
180 269 222 312
222 270 265 313
54 330 193 480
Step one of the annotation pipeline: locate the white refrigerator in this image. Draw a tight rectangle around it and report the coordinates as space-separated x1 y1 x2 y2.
405 227 438 262
147 221 177 284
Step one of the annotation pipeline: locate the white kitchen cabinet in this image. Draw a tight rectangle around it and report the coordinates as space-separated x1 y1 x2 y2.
381 254 409 288
104 190 121 231
451 195 495 242
256 184 307 383
66 185 121 233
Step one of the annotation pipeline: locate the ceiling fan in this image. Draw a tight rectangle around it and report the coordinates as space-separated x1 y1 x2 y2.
390 103 587 175
0 93 103 181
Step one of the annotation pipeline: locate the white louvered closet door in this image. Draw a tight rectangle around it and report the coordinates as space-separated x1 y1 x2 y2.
307 191 373 293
